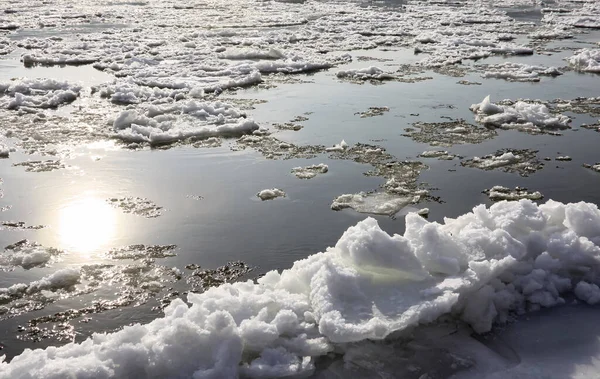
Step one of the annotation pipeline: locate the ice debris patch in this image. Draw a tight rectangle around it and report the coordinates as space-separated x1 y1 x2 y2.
257 188 286 201
4 200 600 377
567 49 600 73
112 100 259 146
470 95 570 129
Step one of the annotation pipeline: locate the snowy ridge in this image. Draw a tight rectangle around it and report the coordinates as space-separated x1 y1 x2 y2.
3 199 600 377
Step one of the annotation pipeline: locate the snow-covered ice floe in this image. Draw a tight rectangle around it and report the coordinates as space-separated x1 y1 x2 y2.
483 186 543 201
0 78 82 110
4 200 600 377
331 192 419 216
567 49 600 73
336 66 395 81
112 100 259 145
480 62 562 82
291 164 328 179
257 188 286 201
470 95 570 129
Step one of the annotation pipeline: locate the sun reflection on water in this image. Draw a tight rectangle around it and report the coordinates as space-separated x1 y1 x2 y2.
58 196 116 254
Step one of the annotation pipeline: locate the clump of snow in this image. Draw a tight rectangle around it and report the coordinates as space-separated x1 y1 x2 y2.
4 200 600 377
484 186 544 201
470 95 570 129
112 101 259 146
567 49 600 73
331 192 419 216
291 164 328 179
336 66 395 81
257 188 286 201
481 62 562 82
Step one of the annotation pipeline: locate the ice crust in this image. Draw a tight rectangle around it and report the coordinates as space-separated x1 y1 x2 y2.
3 200 600 377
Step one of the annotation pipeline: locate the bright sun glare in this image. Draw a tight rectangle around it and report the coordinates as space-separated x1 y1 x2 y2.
58 197 116 254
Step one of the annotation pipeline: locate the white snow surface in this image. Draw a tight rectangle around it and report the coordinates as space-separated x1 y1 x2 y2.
3 200 600 377
471 95 570 128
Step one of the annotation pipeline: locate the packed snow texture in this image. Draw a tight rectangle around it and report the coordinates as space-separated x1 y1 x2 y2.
470 95 570 128
112 101 258 145
4 200 600 377
567 49 600 73
257 188 286 201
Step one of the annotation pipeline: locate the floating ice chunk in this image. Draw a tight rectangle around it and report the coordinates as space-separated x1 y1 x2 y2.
331 192 418 216
218 48 286 60
325 140 348 152
112 101 259 145
470 95 570 128
484 186 544 201
336 66 395 81
481 62 562 82
0 78 82 110
567 49 600 73
291 164 328 179
0 240 62 270
257 188 286 201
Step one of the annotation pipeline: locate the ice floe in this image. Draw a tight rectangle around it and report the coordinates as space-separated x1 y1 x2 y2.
480 62 562 82
331 192 419 216
483 186 544 201
567 49 600 73
291 164 328 179
257 188 286 201
470 95 571 129
4 199 600 377
0 240 63 270
462 149 543 176
112 101 259 145
0 78 82 110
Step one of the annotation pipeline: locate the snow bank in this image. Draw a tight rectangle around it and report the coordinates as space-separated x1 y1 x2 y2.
3 200 600 377
470 95 570 128
112 101 259 145
567 49 600 73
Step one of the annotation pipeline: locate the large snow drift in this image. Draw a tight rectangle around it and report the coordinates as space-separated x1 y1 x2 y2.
2 199 600 378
